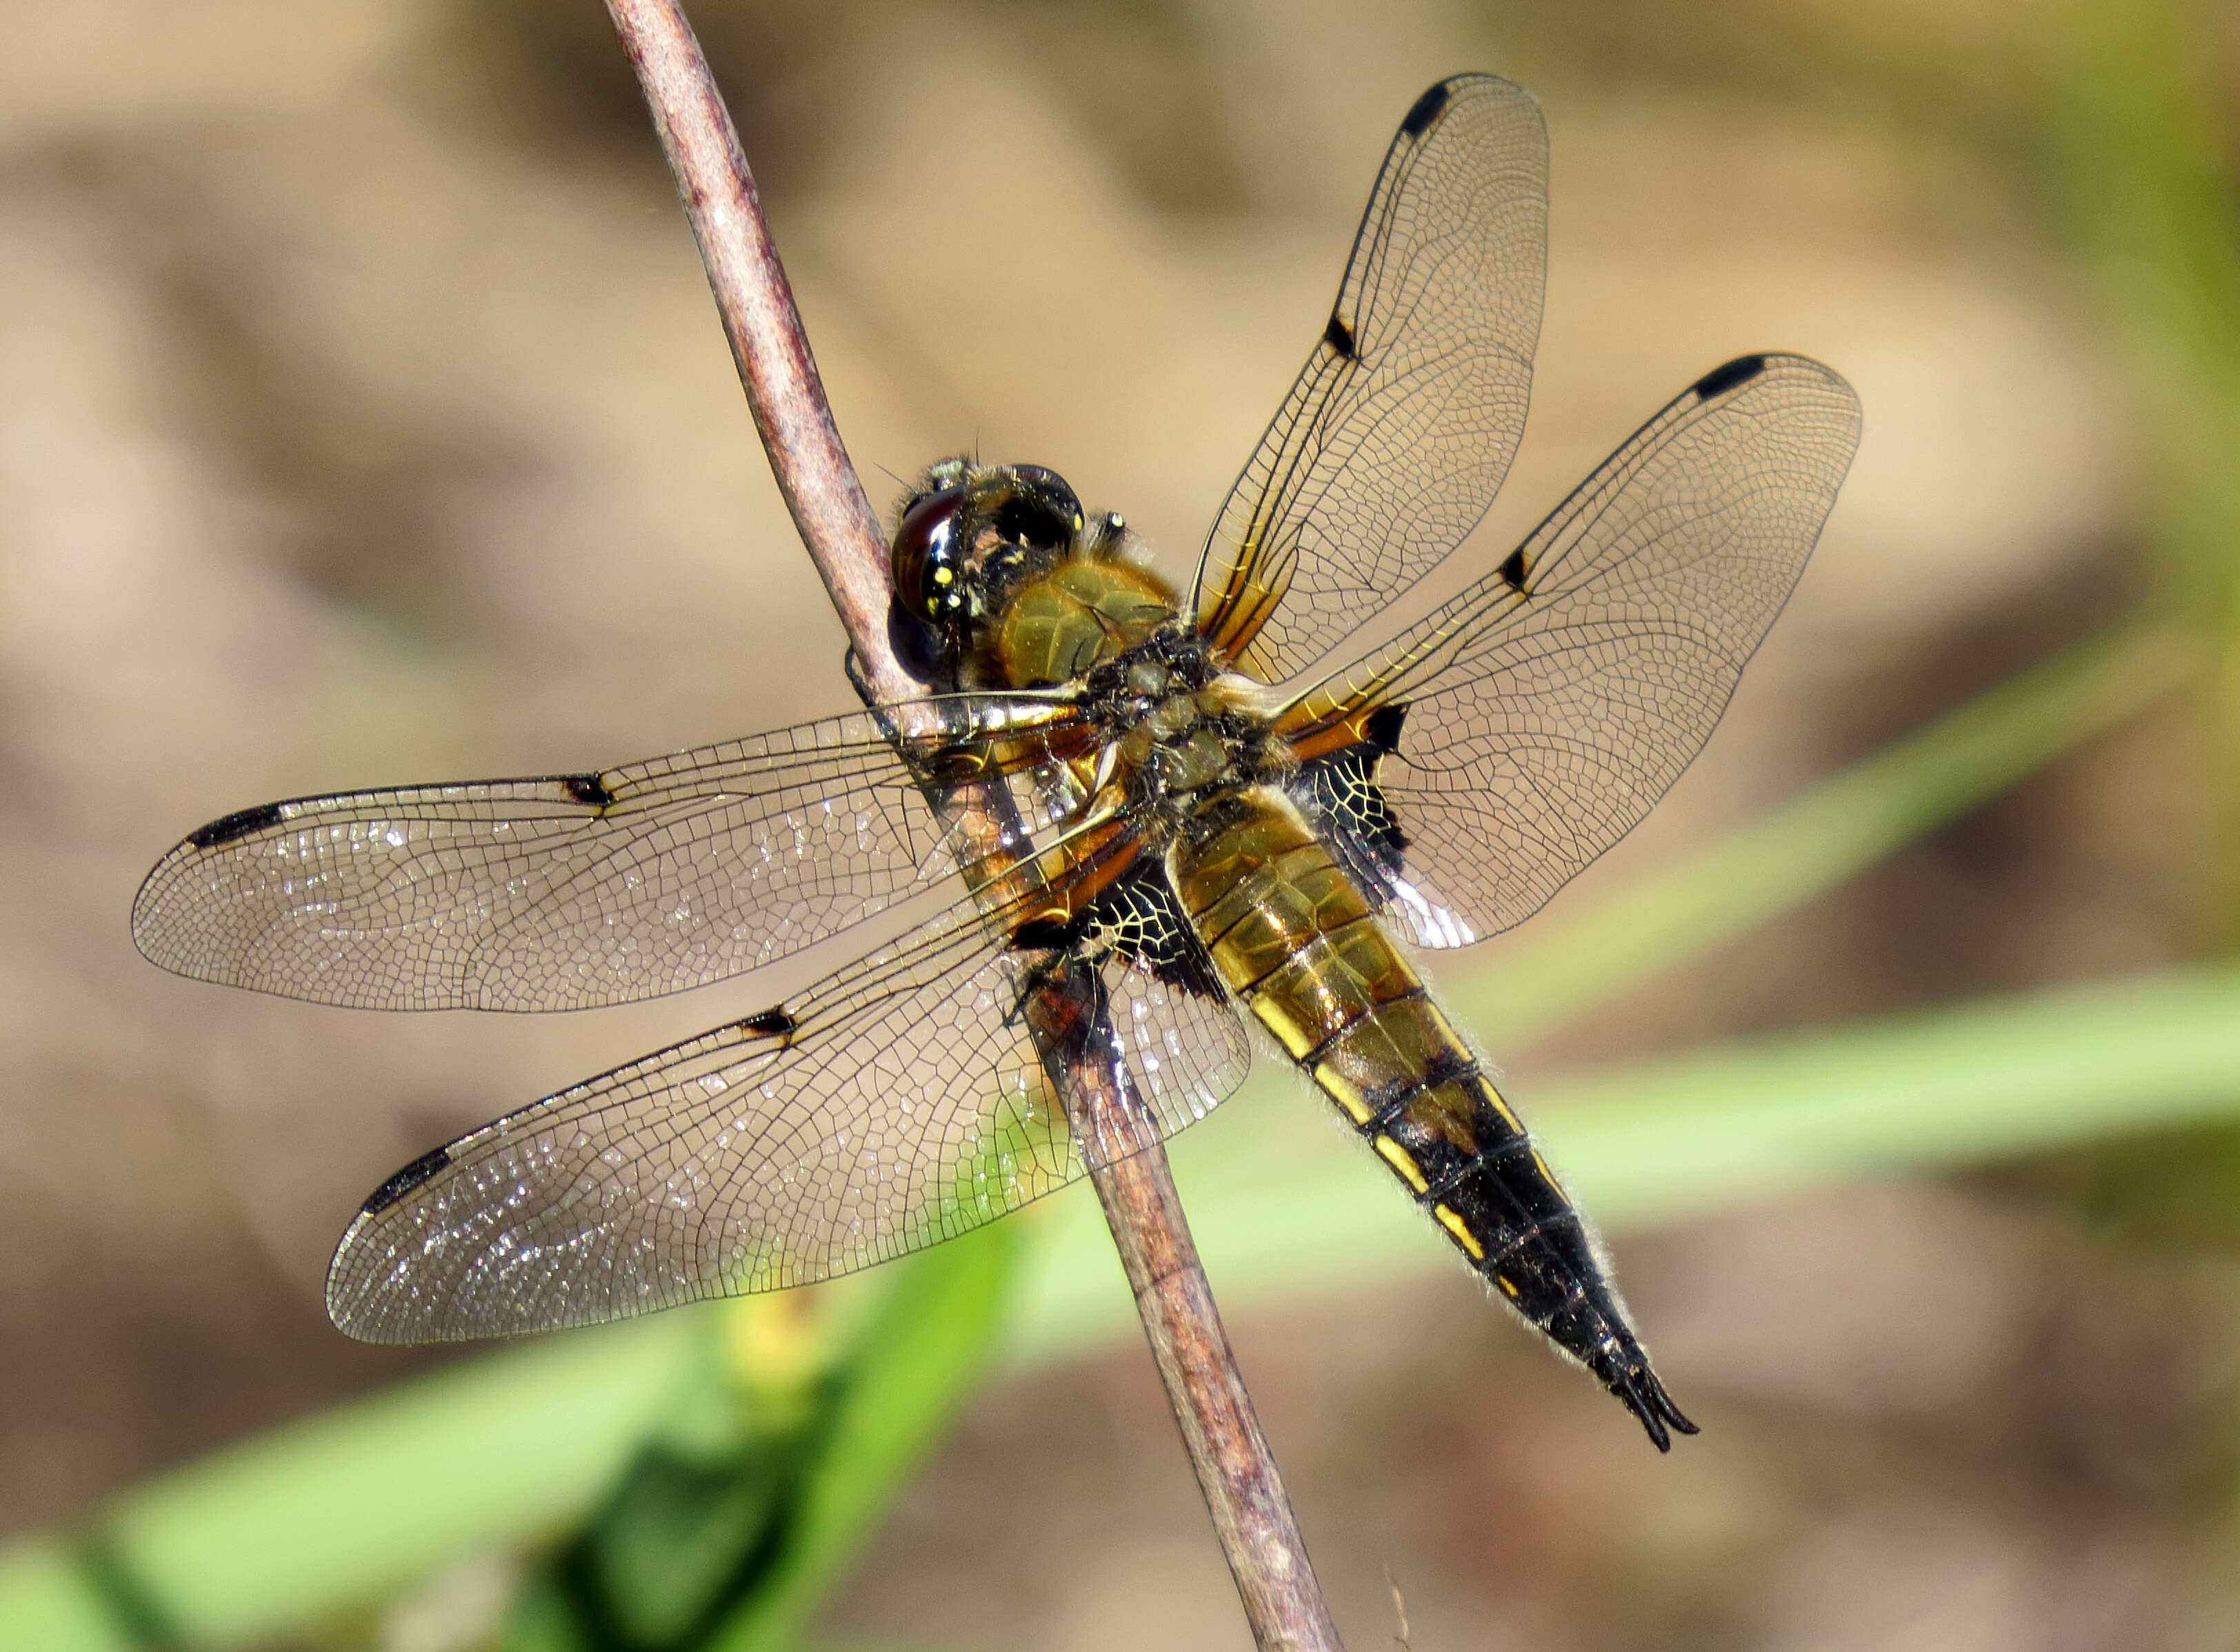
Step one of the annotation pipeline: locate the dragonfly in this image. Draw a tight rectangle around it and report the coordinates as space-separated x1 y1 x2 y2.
133 75 1859 1450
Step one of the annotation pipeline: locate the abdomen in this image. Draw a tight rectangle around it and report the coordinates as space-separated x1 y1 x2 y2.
1169 788 1694 1447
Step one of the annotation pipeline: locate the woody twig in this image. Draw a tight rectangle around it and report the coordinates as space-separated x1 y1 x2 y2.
599 4 1343 1647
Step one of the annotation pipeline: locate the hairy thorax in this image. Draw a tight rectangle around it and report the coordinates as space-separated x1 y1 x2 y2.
1067 624 1293 857
986 560 1176 689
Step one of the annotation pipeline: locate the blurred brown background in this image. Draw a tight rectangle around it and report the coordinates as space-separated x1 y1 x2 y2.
3 1 2234 1648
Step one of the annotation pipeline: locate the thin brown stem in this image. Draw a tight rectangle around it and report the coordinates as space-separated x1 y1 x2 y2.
601 0 916 709
1026 978 1344 1652
601 4 1343 1648
1087 1150 1343 1651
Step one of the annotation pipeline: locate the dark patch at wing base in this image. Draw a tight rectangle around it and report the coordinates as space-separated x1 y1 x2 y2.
1292 703 1412 900
1691 354 1767 401
1016 856 1223 999
363 1145 452 1215
188 801 286 849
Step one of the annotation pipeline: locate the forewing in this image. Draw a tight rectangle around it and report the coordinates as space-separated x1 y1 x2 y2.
1281 354 1861 947
132 699 1086 1011
325 865 1252 1342
1193 74 1547 682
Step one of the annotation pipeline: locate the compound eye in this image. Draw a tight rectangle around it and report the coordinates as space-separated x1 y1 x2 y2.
994 465 1083 552
891 486 967 627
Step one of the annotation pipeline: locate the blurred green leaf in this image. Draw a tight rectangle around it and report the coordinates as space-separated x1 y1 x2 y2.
574 1444 799 1646
19 958 2237 1649
701 1221 1019 1652
502 1573 587 1652
0 1542 134 1652
488 1228 1016 1652
555 1299 841 1643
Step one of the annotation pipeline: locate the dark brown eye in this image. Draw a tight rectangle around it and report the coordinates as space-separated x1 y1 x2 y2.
891 486 967 627
994 465 1083 552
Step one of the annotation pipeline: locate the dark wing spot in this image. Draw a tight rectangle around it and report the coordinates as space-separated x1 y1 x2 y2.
1690 354 1768 402
561 772 614 807
1363 701 1408 754
1323 313 1357 360
1498 547 1529 591
361 1145 451 1215
188 801 286 849
1400 80 1451 138
740 1007 799 1038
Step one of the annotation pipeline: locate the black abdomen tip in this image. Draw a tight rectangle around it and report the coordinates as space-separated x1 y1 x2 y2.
1600 1352 1699 1453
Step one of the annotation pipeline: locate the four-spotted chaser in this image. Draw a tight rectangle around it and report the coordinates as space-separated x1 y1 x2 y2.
133 76 1859 1449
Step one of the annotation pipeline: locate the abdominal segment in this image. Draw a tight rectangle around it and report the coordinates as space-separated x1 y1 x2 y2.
1170 788 1698 1449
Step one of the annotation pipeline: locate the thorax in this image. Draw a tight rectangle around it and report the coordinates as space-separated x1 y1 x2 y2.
999 594 1290 853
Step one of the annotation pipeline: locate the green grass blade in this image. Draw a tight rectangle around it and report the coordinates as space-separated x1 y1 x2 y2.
1008 966 2240 1364
18 963 2234 1646
0 1542 134 1652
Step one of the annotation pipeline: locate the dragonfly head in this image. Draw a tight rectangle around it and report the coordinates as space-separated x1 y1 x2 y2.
890 460 1127 680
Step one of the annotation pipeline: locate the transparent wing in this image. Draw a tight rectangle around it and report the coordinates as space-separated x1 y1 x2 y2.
324 850 1252 1342
1279 354 1862 948
1192 74 1547 683
132 698 1090 1012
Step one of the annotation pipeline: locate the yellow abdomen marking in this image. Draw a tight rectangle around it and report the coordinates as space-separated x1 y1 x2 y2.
1319 1069 1375 1126
1434 1204 1486 1260
1374 1134 1430 1193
